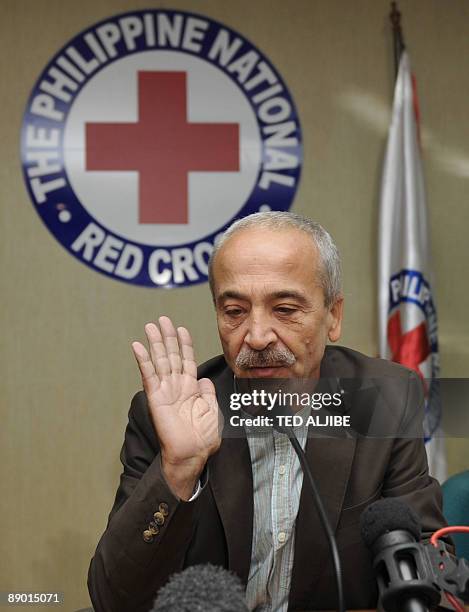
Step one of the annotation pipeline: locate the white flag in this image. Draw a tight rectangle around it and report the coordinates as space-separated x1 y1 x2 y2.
378 52 446 482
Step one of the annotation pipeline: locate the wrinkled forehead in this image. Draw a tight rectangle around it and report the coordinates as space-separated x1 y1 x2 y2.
211 227 323 299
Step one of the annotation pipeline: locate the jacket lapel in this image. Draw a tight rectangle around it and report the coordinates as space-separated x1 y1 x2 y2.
289 436 357 606
289 348 357 608
208 366 253 585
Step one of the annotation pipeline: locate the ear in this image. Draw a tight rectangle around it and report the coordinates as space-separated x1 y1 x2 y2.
327 297 344 343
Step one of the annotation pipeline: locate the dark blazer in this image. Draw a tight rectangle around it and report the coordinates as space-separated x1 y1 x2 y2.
88 346 447 612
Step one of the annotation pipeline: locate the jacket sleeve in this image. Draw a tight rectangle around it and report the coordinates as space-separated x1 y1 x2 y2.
88 391 206 612
382 371 450 542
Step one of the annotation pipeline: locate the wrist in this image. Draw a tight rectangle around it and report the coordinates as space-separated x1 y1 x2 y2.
161 454 206 501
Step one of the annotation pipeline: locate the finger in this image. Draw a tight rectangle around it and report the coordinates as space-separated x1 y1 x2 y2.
131 341 160 394
159 316 182 374
192 398 211 419
198 378 224 434
145 322 171 377
198 377 217 409
177 326 197 378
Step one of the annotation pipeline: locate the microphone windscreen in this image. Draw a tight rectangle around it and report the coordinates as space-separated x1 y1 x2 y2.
151 564 248 612
360 498 422 549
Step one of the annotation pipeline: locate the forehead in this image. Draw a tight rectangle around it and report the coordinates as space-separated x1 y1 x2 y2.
212 227 322 297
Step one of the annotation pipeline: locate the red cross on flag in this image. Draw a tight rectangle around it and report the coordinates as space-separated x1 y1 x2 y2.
378 51 446 482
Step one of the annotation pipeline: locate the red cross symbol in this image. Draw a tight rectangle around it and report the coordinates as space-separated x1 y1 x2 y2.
86 71 240 224
387 310 430 381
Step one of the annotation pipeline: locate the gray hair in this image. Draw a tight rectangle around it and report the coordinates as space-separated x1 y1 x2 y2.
208 211 342 307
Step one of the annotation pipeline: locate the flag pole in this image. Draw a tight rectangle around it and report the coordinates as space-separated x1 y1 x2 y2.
390 1 405 79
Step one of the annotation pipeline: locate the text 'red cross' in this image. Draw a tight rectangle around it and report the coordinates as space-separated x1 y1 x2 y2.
387 310 430 381
86 71 239 224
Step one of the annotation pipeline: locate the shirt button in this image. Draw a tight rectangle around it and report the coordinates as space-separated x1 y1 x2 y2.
278 531 286 543
278 465 286 475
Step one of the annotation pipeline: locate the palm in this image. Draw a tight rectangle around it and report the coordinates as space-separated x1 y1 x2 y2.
132 317 222 463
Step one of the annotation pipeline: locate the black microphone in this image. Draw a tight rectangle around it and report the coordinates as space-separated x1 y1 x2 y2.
150 564 248 612
360 498 441 612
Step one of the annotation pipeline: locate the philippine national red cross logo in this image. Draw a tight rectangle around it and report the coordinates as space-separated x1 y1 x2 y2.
21 9 303 288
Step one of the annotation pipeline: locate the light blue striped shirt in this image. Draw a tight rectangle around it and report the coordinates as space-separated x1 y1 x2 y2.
244 407 310 612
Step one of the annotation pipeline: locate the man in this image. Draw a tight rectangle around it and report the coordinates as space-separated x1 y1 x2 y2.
88 212 447 612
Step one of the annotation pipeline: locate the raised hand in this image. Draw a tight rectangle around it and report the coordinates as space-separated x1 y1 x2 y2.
132 316 222 499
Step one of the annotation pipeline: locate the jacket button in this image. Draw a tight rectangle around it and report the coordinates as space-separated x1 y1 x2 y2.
154 511 165 525
143 530 153 543
149 521 159 535
159 502 169 516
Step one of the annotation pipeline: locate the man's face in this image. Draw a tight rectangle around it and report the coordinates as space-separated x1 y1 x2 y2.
211 227 344 378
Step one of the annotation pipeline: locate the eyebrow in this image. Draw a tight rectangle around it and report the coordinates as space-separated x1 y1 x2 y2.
217 290 248 305
217 289 310 306
270 290 311 306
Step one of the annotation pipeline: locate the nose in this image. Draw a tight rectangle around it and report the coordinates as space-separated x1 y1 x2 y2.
244 313 277 351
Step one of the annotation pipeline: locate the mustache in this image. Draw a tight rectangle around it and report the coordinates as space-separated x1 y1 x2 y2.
235 346 296 370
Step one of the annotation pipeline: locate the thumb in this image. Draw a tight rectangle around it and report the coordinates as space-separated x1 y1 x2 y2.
198 377 216 402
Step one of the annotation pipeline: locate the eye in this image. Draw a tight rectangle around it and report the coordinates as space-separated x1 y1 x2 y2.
224 307 245 317
274 306 298 316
